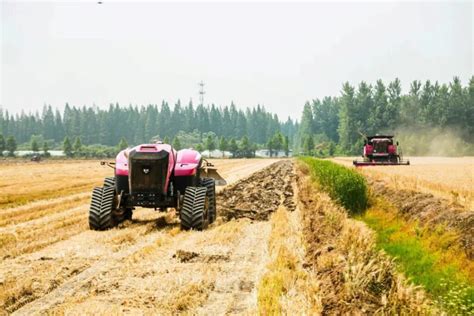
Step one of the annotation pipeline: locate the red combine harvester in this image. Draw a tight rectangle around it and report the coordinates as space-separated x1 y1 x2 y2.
89 142 226 231
353 134 409 167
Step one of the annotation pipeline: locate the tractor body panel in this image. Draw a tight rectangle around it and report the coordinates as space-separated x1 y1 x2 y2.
175 149 202 176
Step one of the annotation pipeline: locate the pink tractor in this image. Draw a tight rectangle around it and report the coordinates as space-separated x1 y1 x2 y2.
89 143 226 231
353 135 410 166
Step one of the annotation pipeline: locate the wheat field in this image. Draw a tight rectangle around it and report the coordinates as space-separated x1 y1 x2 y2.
333 157 474 209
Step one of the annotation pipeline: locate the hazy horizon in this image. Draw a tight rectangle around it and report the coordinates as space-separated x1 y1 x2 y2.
1 0 472 120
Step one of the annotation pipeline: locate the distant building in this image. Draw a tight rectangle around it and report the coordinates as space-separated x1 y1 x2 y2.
200 150 233 158
255 149 293 158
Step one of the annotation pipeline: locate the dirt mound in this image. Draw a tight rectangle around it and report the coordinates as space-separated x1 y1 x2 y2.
217 160 295 221
369 179 474 259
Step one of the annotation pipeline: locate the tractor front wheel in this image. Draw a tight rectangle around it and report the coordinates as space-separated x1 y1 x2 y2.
89 186 118 230
180 187 209 230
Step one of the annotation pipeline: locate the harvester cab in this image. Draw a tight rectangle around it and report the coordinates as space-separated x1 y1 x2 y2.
89 143 226 231
353 134 410 167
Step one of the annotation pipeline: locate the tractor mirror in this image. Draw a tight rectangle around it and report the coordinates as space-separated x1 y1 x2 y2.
396 141 399 146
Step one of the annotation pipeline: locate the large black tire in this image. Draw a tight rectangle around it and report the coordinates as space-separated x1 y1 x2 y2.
103 176 115 187
200 178 216 224
89 186 116 231
180 186 209 231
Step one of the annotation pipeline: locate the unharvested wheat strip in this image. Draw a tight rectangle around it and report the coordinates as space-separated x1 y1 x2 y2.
12 232 167 315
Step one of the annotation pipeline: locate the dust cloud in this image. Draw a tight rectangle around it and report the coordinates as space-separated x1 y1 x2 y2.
395 127 474 156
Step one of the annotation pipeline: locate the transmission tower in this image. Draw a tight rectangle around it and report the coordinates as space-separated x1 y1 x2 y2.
198 81 205 106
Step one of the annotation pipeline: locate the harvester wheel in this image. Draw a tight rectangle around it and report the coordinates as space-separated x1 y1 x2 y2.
180 187 209 231
89 186 117 231
103 177 115 187
200 178 216 224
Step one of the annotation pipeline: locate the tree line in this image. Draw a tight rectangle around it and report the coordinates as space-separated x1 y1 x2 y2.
0 101 297 148
298 76 474 156
0 101 298 158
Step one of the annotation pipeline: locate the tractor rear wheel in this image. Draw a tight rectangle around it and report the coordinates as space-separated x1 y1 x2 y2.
103 176 115 187
89 186 117 231
200 178 216 224
180 186 209 230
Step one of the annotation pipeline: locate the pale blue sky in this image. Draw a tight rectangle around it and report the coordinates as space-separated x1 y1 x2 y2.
1 0 472 120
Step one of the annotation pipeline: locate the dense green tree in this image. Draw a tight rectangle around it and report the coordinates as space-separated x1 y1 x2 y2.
6 136 17 156
31 138 39 152
337 82 358 153
239 135 254 158
273 132 283 153
387 78 402 127
298 102 314 149
0 134 5 156
370 80 389 132
218 136 228 157
355 81 373 134
172 136 182 150
43 141 50 156
63 136 73 157
73 137 82 156
328 141 336 157
266 137 274 157
163 136 170 144
303 135 314 155
205 135 215 157
283 135 290 156
229 138 238 157
118 137 128 151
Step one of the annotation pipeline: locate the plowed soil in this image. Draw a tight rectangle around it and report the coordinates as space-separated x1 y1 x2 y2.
0 159 293 314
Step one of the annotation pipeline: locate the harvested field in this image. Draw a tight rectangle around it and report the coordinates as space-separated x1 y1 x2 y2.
0 158 286 314
1 157 464 314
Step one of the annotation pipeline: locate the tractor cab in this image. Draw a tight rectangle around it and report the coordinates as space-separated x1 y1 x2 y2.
366 136 395 155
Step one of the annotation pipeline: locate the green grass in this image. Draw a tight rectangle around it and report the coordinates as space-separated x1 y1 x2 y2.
299 157 368 214
361 207 474 315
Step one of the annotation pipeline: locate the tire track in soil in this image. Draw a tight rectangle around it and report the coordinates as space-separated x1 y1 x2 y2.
11 160 295 315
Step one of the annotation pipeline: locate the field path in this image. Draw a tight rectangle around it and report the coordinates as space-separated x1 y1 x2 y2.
1 158 289 314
